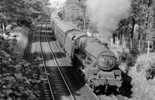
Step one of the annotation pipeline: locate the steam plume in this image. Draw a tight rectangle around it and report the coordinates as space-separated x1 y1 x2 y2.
48 0 66 9
86 0 131 41
128 53 155 100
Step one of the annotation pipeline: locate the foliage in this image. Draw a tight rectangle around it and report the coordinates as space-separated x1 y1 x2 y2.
110 0 155 53
0 36 44 100
0 0 50 24
131 0 154 39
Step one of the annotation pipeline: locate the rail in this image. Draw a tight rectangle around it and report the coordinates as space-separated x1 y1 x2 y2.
39 23 76 100
39 24 55 100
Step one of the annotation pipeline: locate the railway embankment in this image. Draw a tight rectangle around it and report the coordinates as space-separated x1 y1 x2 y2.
0 23 49 100
0 31 46 100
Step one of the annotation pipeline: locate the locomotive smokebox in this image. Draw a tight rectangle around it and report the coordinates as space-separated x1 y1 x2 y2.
97 50 117 71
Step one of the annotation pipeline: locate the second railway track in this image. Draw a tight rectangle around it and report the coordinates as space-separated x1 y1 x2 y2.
30 26 54 100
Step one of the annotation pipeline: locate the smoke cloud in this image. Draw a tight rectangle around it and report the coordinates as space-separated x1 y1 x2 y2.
128 53 155 100
86 0 131 41
48 0 66 9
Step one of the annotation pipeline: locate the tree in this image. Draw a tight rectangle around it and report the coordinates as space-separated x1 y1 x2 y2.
0 0 50 25
113 0 155 53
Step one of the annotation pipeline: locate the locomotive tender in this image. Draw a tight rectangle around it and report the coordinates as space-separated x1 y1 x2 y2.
51 17 123 93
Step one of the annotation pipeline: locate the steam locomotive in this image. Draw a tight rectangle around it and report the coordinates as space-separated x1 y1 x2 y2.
51 17 123 94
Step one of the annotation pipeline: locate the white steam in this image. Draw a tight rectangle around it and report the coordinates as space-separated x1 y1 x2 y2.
128 53 155 100
48 0 66 9
86 0 131 41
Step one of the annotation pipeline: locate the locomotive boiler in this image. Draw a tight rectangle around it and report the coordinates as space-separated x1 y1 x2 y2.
52 17 123 94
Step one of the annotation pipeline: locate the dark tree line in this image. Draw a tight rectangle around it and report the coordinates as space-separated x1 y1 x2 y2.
0 0 50 26
113 0 155 53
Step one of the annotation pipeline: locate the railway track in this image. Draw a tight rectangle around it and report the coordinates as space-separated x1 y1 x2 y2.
39 32 54 100
39 23 76 100
24 26 54 100
31 27 54 100
42 23 100 100
30 21 98 100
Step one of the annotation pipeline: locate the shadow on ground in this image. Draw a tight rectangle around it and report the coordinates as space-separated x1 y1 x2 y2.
44 66 86 100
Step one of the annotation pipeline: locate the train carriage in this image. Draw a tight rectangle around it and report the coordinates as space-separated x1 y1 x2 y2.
53 18 87 57
64 30 86 58
53 18 77 45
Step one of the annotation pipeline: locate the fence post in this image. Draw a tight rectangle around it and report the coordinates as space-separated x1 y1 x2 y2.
130 38 132 50
138 39 141 52
147 40 150 57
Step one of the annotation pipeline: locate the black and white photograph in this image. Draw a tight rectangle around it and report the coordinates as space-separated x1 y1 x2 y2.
0 0 155 100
